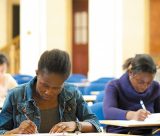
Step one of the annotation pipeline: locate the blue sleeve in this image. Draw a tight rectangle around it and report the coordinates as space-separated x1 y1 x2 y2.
103 81 127 120
75 89 101 132
0 92 14 134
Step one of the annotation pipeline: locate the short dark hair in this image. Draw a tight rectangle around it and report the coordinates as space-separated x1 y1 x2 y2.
122 54 157 74
38 49 71 78
0 53 9 65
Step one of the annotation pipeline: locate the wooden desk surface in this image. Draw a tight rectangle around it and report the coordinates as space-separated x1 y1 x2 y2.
90 91 100 95
100 120 160 127
8 133 135 136
82 95 97 102
0 98 5 109
68 82 90 87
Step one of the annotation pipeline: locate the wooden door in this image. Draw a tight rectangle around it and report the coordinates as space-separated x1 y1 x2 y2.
72 0 88 76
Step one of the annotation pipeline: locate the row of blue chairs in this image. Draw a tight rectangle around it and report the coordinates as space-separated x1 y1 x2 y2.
66 74 114 84
65 74 114 95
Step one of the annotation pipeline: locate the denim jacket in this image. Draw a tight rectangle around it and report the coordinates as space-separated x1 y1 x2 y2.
0 77 101 134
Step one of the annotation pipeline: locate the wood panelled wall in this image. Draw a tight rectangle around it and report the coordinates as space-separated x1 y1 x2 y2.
150 0 160 64
0 36 20 74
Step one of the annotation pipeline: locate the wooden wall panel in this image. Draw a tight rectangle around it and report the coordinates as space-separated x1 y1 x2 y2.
150 0 160 63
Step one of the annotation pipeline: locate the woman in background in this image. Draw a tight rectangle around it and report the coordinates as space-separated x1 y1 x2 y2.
103 54 160 135
0 53 17 98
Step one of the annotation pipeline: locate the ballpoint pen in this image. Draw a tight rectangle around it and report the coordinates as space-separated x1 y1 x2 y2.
23 112 39 133
24 113 30 120
140 100 146 110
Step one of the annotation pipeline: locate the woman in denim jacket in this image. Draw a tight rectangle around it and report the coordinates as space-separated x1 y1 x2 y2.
0 49 101 134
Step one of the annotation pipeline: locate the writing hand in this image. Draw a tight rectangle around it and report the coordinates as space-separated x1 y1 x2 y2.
5 120 38 134
49 121 76 133
126 109 150 121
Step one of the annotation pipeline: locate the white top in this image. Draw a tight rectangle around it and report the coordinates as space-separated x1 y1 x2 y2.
0 73 17 98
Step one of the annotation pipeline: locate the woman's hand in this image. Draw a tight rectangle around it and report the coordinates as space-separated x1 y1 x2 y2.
49 121 76 133
126 109 150 121
5 120 38 134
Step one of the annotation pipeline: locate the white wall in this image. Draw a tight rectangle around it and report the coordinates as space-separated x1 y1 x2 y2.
89 0 123 80
122 0 149 61
46 0 71 52
20 0 47 75
88 0 149 80
0 0 7 47
20 0 70 75
20 0 149 78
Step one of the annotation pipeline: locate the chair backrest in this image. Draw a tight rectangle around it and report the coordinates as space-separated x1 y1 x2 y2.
13 74 33 84
91 77 114 84
84 83 105 95
65 74 87 83
95 91 105 103
90 102 105 120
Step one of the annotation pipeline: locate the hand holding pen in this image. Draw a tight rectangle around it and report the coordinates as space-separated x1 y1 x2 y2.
4 110 38 134
24 113 38 133
126 100 150 121
136 100 150 121
5 119 38 134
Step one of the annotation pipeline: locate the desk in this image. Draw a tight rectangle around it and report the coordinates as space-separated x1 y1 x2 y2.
82 95 97 102
0 97 5 109
100 120 160 127
90 91 100 95
11 133 135 136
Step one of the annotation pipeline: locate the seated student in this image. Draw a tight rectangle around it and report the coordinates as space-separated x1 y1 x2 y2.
0 53 17 98
0 49 101 134
103 54 160 135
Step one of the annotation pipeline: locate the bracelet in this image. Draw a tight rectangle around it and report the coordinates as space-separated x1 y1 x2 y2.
75 120 82 132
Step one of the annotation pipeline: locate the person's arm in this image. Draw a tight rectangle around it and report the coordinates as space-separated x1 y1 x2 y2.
0 91 16 134
75 88 101 132
0 91 37 134
78 121 96 132
103 81 127 120
5 120 38 134
103 81 151 121
126 109 150 121
49 121 95 133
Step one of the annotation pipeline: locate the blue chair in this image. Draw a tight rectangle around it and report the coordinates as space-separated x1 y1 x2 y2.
90 102 105 120
95 91 105 103
90 102 106 129
65 74 88 95
91 77 114 84
84 83 105 95
65 74 87 83
13 74 33 84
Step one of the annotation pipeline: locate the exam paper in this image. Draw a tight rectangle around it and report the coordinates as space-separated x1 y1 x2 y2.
145 113 160 122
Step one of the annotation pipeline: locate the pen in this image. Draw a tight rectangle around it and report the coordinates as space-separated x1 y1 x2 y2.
24 114 30 120
140 100 146 110
24 113 38 133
